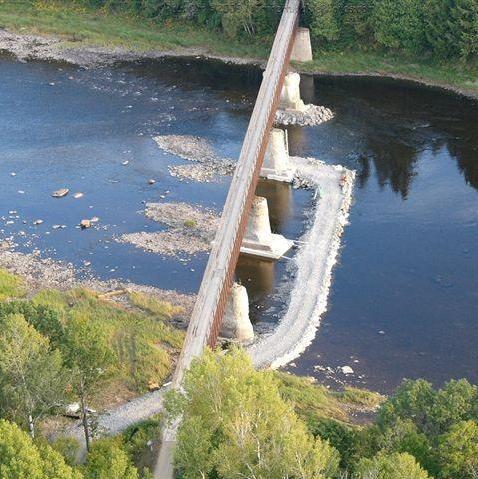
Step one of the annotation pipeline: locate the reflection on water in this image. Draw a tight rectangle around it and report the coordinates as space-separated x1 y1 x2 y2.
290 75 478 392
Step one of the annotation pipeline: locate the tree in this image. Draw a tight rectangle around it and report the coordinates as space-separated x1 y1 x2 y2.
63 316 115 451
0 300 65 349
0 313 66 438
167 348 340 478
372 0 427 54
378 419 436 475
450 0 478 61
378 379 478 438
304 0 340 45
84 438 139 479
438 420 478 479
356 452 431 479
211 0 263 38
0 419 82 479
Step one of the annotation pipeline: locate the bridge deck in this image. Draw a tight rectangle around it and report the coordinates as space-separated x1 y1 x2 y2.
172 0 301 387
154 1 301 476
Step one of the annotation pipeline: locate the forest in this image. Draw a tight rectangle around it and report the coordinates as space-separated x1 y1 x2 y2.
72 0 478 62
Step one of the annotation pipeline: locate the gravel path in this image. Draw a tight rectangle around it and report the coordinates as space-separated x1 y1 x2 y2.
61 385 170 457
248 158 355 368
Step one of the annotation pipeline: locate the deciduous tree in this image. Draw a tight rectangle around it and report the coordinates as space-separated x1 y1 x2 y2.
0 313 66 438
167 348 340 478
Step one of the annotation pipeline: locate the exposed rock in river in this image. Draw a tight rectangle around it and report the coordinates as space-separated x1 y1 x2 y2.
120 202 221 256
154 135 236 182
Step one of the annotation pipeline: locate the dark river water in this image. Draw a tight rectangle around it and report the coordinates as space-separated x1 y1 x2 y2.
0 52 476 393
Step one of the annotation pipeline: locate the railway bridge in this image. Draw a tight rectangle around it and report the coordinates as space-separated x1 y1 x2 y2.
154 1 313 476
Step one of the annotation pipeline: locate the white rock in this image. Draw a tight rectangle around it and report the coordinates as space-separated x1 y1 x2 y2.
341 366 354 375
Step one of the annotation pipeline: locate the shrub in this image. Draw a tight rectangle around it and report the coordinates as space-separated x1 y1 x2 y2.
356 451 432 479
304 0 340 46
372 0 427 54
438 420 478 479
84 438 139 479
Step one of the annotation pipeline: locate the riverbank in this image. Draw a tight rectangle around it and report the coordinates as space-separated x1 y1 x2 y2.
0 2 477 99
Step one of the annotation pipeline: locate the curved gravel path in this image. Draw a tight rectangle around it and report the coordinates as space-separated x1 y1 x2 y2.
248 158 355 368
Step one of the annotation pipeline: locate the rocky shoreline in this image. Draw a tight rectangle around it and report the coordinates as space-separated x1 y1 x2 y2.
0 248 195 326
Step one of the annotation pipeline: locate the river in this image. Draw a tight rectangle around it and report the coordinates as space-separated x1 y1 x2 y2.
0 52 476 393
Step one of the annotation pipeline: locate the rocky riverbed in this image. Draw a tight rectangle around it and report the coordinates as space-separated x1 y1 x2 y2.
120 202 220 256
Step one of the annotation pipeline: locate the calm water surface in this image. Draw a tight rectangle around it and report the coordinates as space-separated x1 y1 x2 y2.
0 53 476 392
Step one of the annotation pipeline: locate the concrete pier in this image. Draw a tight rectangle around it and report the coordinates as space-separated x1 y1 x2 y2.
280 72 306 112
240 196 293 260
261 128 295 182
220 283 254 344
291 27 313 63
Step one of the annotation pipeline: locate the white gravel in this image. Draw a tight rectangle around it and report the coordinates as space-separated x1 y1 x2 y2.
248 158 355 368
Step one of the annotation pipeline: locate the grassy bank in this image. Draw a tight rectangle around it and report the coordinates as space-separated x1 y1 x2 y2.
1 1 477 97
0 0 270 58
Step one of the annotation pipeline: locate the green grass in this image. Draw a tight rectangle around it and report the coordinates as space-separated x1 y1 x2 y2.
0 268 26 301
276 372 384 431
128 290 185 319
33 288 184 392
0 0 270 58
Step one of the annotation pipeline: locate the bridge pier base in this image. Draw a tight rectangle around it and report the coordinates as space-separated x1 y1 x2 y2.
280 72 306 112
261 128 295 183
220 283 254 344
291 27 313 63
241 196 293 260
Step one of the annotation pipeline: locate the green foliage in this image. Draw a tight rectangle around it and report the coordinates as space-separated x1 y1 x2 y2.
304 0 340 45
356 452 432 479
127 290 185 319
377 419 436 474
372 0 427 54
122 416 162 464
84 438 139 479
0 313 67 437
438 420 478 479
378 379 478 437
0 300 65 348
63 314 116 392
35 288 183 389
51 437 81 467
0 268 25 300
168 348 340 479
0 419 82 479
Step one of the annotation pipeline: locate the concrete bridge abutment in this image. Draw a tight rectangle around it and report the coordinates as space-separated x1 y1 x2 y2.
241 196 293 260
291 27 313 63
220 283 254 344
261 128 295 182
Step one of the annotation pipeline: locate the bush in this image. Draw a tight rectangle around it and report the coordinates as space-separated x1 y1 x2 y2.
84 438 139 479
372 0 427 54
438 420 478 479
304 0 340 46
356 452 431 479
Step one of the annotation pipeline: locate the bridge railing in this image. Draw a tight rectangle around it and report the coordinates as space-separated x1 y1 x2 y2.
172 0 301 387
